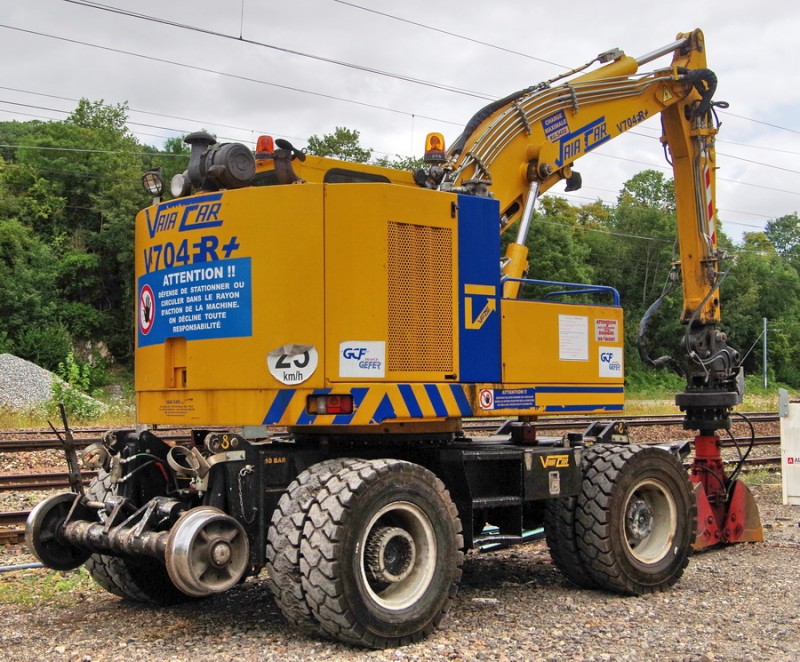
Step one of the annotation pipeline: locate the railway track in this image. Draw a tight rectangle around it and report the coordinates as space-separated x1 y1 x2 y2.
0 412 778 451
0 413 783 544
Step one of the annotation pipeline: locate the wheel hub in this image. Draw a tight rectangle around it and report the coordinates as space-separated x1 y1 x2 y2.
626 497 653 542
365 526 416 583
210 539 232 567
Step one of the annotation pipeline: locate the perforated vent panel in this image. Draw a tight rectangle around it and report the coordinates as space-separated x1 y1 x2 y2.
388 222 453 372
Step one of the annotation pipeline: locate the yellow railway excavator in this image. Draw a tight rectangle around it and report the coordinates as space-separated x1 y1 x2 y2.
27 29 761 648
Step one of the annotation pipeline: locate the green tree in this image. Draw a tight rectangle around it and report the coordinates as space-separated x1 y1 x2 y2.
525 197 595 285
0 219 59 354
0 99 151 364
306 127 373 162
765 213 800 271
722 232 800 383
373 154 424 171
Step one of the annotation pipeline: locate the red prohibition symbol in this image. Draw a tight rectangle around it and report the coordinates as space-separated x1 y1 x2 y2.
139 284 155 335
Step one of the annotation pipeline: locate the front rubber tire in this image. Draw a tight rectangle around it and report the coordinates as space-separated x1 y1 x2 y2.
575 444 696 595
299 459 464 648
543 495 596 589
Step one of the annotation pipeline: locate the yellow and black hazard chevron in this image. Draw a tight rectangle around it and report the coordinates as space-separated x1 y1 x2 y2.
262 383 473 426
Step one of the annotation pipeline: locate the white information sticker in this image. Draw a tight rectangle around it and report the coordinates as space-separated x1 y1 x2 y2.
267 344 319 385
339 341 386 378
559 314 589 362
599 346 624 378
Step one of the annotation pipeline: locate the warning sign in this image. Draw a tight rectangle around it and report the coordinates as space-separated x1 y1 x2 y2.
478 388 537 411
139 284 155 335
595 318 619 343
137 257 252 347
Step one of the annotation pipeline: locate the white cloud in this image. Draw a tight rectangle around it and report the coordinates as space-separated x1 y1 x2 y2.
1 0 797 240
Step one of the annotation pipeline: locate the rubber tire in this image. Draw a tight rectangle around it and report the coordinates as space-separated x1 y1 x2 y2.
543 496 596 589
84 471 191 605
265 458 360 630
543 445 603 589
575 444 696 595
299 459 464 648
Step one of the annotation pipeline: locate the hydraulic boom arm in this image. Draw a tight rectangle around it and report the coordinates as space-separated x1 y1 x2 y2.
420 29 758 546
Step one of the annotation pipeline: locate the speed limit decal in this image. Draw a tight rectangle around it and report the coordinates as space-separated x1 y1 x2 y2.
267 344 319 385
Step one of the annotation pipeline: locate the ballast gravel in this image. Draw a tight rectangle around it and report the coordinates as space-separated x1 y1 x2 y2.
1 483 799 661
0 354 59 412
0 353 105 415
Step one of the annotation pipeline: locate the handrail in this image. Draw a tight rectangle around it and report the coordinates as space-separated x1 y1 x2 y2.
502 277 620 306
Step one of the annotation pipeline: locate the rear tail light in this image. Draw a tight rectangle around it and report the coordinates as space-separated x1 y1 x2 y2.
307 394 354 415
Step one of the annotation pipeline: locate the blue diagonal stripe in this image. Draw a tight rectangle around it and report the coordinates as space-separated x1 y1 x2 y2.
424 384 448 417
449 384 473 416
262 389 295 425
398 384 423 418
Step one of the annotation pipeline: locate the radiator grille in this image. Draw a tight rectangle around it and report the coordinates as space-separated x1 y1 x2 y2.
388 222 453 372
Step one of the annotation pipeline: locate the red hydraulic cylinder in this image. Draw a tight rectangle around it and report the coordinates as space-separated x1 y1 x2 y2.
689 434 763 549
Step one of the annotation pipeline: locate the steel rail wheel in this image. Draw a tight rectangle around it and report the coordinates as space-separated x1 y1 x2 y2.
299 459 464 648
25 492 91 571
575 444 696 595
165 507 249 597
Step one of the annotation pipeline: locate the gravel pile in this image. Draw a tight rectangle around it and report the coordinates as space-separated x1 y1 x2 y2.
0 353 105 414
0 354 58 411
1 483 799 661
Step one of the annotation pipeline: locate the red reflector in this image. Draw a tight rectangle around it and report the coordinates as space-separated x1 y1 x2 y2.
256 135 275 153
326 395 352 414
307 394 354 415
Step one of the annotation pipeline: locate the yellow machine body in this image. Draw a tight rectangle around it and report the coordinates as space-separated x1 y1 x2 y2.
135 157 624 428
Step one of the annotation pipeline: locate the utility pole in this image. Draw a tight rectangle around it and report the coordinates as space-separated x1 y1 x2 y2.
763 317 768 389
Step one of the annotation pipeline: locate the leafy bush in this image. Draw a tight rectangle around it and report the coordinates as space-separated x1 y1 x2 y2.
15 323 73 373
624 369 684 399
0 331 13 354
48 352 104 421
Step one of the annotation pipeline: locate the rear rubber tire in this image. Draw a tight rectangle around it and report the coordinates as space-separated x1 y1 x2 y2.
84 470 190 605
575 444 696 595
265 458 359 630
299 459 464 648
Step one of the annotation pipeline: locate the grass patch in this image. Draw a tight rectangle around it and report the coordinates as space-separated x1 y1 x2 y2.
0 567 99 607
0 399 134 429
740 468 782 487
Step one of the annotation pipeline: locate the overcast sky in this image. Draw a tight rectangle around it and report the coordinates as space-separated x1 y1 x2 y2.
1 0 798 242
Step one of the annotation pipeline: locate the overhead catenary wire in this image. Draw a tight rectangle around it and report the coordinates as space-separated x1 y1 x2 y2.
58 1 496 100
330 0 568 69
0 24 464 129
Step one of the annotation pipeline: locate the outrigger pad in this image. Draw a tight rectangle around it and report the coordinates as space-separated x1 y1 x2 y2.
724 479 764 543
692 479 764 549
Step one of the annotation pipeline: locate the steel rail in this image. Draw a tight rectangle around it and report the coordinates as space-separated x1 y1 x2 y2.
0 413 778 451
0 471 97 492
